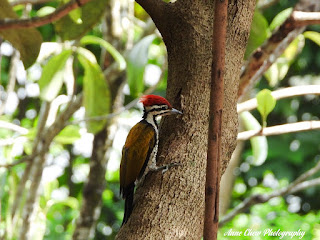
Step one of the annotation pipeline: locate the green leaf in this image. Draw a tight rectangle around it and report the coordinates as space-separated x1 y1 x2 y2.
80 35 126 70
38 49 73 102
283 34 305 62
54 0 108 40
69 8 83 24
54 125 81 144
269 8 293 31
0 0 42 68
127 34 156 97
44 180 59 201
256 89 276 127
303 31 320 47
77 50 110 133
244 10 269 59
264 35 305 86
240 111 268 166
51 197 79 210
36 6 55 17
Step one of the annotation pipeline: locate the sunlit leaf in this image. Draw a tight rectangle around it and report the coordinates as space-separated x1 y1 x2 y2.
44 180 59 201
269 8 293 31
264 35 304 86
304 31 320 47
51 197 79 210
54 0 108 40
80 35 126 70
245 10 269 59
54 125 81 144
0 0 42 68
256 89 276 127
102 189 114 202
68 8 83 24
36 6 55 17
127 34 156 96
283 34 305 61
264 62 279 87
38 49 73 102
77 50 110 133
240 111 268 166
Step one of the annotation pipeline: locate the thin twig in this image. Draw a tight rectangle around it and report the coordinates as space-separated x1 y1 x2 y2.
11 101 51 225
0 120 29 134
237 120 320 141
238 85 320 113
0 136 27 146
290 177 320 193
70 67 164 124
10 0 53 6
292 11 320 27
258 0 280 10
19 95 82 240
0 156 31 169
219 160 320 227
238 0 320 100
0 50 19 115
0 0 92 30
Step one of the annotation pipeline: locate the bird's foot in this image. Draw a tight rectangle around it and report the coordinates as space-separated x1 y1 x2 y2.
149 162 181 174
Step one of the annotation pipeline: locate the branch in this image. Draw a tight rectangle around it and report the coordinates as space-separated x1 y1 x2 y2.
204 0 227 239
70 66 164 124
0 120 29 135
237 85 320 113
19 95 82 240
219 160 320 227
72 128 108 240
135 0 167 26
10 0 53 6
0 0 92 30
238 0 320 100
258 0 280 10
0 156 31 169
238 121 320 141
0 50 19 115
292 11 320 26
290 177 320 193
11 101 50 227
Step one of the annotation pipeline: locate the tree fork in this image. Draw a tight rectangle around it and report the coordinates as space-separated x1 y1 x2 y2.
116 0 255 238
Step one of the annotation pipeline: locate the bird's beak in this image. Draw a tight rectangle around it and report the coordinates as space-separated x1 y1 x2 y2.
170 108 183 115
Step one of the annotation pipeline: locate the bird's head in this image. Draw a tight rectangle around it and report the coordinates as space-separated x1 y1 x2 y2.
140 95 183 117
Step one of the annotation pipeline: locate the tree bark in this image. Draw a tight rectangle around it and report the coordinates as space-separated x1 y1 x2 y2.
116 0 255 239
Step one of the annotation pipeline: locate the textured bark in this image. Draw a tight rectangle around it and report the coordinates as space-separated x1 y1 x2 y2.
116 0 255 239
204 0 228 238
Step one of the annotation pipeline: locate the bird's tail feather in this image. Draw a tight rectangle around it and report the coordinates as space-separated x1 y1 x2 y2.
122 183 134 226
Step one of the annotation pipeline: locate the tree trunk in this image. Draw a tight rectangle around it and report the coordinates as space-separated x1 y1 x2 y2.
116 0 255 239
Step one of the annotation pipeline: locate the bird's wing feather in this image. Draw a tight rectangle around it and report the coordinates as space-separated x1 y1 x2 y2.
120 121 155 196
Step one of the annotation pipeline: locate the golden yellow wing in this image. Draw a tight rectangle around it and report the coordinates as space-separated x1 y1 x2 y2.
120 120 156 196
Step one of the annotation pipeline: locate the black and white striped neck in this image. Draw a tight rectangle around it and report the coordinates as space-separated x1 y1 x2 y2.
142 104 170 130
143 111 158 131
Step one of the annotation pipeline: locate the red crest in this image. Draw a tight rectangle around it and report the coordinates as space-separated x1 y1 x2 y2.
140 95 172 108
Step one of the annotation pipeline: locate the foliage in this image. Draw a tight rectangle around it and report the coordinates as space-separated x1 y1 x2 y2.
256 89 276 128
240 111 267 166
0 0 42 68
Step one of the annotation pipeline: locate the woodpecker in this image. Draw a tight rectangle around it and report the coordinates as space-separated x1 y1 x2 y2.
120 94 182 225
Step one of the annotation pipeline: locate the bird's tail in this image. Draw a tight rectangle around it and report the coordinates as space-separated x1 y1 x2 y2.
122 183 134 226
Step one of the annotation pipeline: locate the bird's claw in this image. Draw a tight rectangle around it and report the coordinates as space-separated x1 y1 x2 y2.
149 162 181 174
